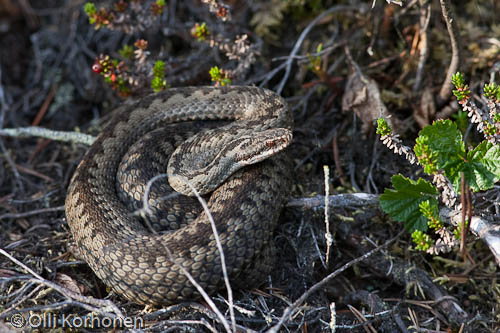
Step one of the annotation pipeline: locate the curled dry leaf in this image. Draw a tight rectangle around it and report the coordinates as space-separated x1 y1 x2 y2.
342 69 394 134
414 85 436 128
55 273 85 295
414 82 459 129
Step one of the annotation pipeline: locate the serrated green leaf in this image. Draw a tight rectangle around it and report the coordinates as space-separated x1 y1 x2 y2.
416 120 466 188
460 141 500 191
379 175 438 232
417 119 465 168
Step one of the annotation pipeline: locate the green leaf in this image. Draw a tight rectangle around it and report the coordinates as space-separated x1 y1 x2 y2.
451 109 469 134
451 72 465 89
414 138 438 174
460 141 500 191
209 66 221 80
84 2 97 15
379 175 438 232
411 230 433 251
153 60 165 77
416 120 466 187
376 118 391 136
418 120 465 167
118 44 134 59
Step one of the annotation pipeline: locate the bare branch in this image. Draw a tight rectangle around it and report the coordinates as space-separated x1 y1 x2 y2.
0 127 95 145
437 0 461 106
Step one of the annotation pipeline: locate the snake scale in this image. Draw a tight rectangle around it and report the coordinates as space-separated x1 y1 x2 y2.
65 86 293 305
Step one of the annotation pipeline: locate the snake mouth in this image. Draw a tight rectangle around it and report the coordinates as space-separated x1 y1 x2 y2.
244 128 293 165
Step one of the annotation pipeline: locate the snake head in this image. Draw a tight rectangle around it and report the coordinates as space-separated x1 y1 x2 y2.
167 127 292 196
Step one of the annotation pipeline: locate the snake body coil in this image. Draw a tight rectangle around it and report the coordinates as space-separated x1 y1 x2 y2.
65 86 293 305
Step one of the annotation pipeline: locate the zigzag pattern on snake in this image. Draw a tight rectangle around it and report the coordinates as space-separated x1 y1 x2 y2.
65 86 293 305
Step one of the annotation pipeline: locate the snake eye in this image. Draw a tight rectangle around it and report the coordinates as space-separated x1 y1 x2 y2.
266 141 276 148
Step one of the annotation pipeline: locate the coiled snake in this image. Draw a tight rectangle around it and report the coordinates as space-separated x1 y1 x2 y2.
65 86 293 305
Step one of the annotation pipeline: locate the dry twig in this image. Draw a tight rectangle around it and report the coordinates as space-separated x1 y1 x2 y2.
437 0 461 106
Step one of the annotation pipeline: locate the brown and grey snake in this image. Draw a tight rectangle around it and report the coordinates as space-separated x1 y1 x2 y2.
65 86 293 305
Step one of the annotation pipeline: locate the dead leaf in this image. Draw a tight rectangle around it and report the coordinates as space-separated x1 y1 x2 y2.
55 273 84 295
342 68 394 134
414 85 436 128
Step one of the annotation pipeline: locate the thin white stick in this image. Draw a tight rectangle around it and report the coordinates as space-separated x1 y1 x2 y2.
137 173 234 332
323 165 332 266
0 126 95 145
183 181 236 333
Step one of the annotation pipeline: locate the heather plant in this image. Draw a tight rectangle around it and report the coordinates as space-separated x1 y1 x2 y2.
84 1 165 33
378 73 500 253
84 0 257 95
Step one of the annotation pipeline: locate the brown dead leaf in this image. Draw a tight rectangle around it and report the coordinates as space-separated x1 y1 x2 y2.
342 69 394 134
55 273 85 295
414 85 436 128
